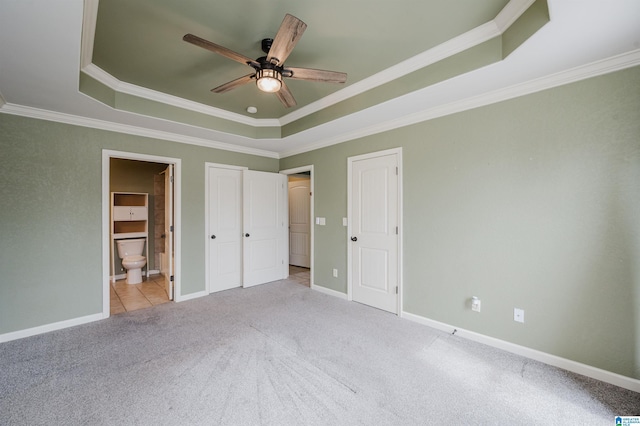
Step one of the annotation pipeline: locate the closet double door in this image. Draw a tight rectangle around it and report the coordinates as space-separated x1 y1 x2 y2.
208 167 288 293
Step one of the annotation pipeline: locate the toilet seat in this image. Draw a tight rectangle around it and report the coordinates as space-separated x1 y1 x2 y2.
123 255 145 263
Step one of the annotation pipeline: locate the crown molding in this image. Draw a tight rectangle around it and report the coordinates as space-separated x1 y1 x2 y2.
280 0 536 125
0 103 279 159
82 64 281 128
4 50 637 160
80 0 531 129
80 0 99 68
494 0 537 32
279 21 501 126
279 49 640 158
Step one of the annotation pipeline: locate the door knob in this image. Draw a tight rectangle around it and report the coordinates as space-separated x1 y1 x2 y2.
211 235 216 239
245 233 250 237
351 236 357 241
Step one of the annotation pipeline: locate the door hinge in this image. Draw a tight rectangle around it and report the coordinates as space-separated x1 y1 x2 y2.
395 286 398 294
170 275 174 282
395 226 398 235
396 166 398 175
170 175 174 183
170 225 174 232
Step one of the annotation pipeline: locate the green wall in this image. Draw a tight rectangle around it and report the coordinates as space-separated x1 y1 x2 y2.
1 65 638 380
281 66 640 379
0 115 278 333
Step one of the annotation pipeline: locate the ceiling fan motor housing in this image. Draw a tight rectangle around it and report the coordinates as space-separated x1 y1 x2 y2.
252 56 293 79
261 38 273 54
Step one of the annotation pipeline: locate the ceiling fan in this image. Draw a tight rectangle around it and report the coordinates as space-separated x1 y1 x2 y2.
183 14 347 108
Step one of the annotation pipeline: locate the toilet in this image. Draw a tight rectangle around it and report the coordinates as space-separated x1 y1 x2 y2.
116 238 147 284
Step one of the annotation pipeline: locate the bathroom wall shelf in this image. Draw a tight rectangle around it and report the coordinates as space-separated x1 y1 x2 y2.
111 192 149 282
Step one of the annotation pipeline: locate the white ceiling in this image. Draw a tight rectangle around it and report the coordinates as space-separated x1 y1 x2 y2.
0 0 639 158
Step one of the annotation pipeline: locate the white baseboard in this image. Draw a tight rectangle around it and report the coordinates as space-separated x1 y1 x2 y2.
176 290 208 303
0 313 105 344
311 283 348 300
401 311 640 393
0 283 207 343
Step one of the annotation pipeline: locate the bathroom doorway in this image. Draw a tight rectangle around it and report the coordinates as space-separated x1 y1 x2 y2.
102 150 181 317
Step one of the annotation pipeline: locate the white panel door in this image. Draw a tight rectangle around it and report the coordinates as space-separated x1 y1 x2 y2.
243 170 287 287
208 167 243 293
350 152 399 313
163 164 174 300
288 179 311 268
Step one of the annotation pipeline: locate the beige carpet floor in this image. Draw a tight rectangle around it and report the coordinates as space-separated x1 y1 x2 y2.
1 279 638 425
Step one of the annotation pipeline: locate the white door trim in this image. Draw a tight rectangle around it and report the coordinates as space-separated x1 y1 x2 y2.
347 148 403 316
102 149 182 318
280 165 314 287
204 162 248 294
287 179 311 268
163 164 174 300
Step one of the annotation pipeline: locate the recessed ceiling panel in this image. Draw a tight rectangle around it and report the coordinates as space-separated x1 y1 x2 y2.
92 0 509 119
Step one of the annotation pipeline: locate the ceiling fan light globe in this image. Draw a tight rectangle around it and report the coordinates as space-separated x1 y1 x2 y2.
257 77 281 92
256 69 282 93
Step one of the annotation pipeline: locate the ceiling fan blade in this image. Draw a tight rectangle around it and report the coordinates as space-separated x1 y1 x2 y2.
183 34 259 67
266 14 307 66
211 74 255 93
284 67 347 84
275 81 297 108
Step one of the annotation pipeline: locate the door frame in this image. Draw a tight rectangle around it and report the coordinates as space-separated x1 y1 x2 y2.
347 148 403 316
161 164 174 300
287 178 311 268
280 165 314 287
204 162 247 294
102 150 182 318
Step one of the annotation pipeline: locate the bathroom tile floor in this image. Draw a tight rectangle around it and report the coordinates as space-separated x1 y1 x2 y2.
289 265 310 287
110 268 310 315
110 274 170 315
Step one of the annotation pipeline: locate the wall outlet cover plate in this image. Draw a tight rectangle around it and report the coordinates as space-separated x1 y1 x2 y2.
514 308 525 323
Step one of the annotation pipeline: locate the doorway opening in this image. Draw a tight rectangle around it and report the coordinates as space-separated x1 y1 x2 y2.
102 150 181 318
281 166 314 288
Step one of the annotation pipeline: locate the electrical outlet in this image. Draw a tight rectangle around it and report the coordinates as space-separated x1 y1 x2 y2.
332 268 338 278
514 308 525 323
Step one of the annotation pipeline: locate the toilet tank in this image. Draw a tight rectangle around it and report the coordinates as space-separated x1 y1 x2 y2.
116 238 145 258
